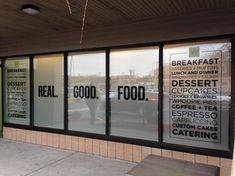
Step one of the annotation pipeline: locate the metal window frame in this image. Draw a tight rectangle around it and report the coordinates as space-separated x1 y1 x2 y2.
1 34 234 159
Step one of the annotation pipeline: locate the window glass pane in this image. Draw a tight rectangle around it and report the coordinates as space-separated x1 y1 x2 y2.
34 54 64 129
4 58 30 125
68 51 106 134
110 47 159 141
163 40 231 150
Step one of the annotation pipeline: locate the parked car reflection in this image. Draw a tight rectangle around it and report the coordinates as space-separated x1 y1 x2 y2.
107 90 158 124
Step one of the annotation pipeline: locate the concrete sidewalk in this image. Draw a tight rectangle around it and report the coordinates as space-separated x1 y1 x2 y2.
0 139 135 176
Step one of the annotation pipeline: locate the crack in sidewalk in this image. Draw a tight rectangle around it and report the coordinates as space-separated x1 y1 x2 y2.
23 152 76 176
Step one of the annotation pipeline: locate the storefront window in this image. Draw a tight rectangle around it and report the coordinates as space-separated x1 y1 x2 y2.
34 54 64 129
163 40 231 150
68 51 106 134
4 58 30 125
2 37 233 157
110 47 159 141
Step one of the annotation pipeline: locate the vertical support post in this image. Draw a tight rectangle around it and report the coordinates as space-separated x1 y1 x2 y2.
64 52 68 133
106 49 110 136
158 44 164 143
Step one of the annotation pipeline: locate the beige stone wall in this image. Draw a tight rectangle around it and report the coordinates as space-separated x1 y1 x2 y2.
3 127 234 176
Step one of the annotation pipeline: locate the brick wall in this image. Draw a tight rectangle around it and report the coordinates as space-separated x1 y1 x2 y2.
3 127 234 176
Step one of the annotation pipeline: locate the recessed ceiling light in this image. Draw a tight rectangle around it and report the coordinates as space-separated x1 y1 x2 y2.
21 4 40 15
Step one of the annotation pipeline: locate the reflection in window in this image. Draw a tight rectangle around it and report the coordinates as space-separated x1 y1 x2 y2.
68 51 106 134
34 54 64 129
110 47 159 141
163 40 231 150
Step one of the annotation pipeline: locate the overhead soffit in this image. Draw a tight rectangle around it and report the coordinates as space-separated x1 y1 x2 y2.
0 0 235 40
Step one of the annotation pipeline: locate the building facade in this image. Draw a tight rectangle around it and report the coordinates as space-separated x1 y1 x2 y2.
1 1 235 176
